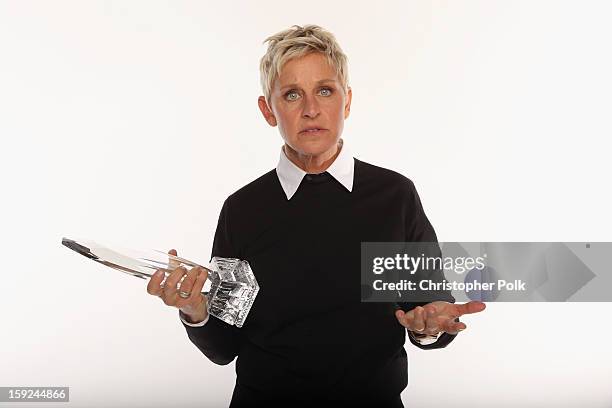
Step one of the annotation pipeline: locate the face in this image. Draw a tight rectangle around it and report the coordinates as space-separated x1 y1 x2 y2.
258 52 352 164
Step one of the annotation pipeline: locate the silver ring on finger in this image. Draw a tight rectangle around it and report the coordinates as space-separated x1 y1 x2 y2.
178 290 191 299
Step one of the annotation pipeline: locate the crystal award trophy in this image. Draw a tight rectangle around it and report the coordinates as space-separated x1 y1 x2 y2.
61 237 259 327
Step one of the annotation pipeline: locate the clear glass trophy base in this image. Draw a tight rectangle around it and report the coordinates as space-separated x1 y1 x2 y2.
61 237 258 327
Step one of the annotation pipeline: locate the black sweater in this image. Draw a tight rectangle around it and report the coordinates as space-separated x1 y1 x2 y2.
182 158 456 404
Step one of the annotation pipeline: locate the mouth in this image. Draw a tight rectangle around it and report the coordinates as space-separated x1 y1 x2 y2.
299 128 328 134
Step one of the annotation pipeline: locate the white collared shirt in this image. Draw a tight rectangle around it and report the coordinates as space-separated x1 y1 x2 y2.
275 138 354 200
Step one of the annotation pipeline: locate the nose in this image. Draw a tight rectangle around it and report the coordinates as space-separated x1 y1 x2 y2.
301 94 320 119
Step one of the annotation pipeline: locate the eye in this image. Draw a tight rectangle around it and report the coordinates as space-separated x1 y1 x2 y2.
319 87 333 96
285 90 300 101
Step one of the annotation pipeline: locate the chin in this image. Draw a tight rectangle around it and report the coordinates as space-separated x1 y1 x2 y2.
293 134 337 152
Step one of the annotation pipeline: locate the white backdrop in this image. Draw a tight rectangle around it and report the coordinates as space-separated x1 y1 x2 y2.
1 1 611 407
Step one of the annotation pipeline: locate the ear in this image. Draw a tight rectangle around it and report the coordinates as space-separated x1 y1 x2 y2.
344 87 352 119
258 96 277 127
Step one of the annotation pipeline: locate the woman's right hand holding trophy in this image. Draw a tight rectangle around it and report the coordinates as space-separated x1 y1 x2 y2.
147 249 209 324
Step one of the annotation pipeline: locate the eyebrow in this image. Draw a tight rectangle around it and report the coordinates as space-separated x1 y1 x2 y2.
279 79 337 91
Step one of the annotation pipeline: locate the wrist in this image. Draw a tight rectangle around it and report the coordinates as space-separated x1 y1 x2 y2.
410 330 441 338
180 303 208 324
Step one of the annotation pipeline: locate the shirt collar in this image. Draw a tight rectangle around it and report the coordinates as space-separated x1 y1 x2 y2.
275 138 354 200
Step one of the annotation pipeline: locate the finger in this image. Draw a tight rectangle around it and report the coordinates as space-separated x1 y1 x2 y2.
192 267 209 293
404 312 415 329
453 301 486 317
192 268 208 303
424 315 441 335
187 267 209 307
412 306 426 332
395 309 414 329
395 309 414 330
395 309 408 327
146 268 166 297
424 304 438 316
168 249 180 270
174 267 201 307
442 319 467 335
163 266 188 304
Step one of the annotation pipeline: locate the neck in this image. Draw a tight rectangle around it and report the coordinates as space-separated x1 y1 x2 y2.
284 140 343 173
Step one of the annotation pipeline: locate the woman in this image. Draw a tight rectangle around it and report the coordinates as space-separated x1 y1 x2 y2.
147 24 485 407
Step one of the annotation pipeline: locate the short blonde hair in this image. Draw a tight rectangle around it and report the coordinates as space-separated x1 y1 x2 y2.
259 24 349 105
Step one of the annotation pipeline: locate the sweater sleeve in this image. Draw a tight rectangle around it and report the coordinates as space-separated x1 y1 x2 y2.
180 197 244 365
398 179 458 350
